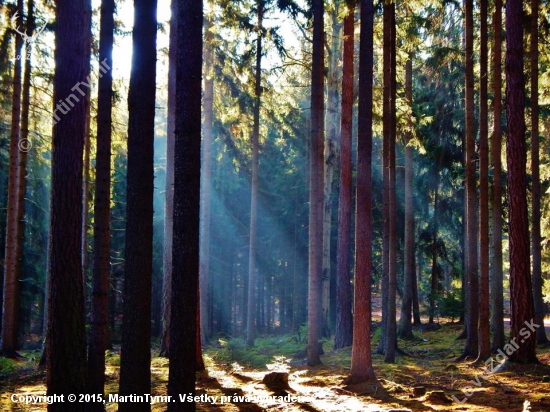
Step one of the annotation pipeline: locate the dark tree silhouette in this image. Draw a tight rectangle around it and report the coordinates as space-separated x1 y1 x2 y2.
477 0 491 362
87 0 114 406
398 55 414 340
118 0 157 410
307 0 324 367
490 0 505 352
46 0 91 408
334 0 355 350
167 0 203 409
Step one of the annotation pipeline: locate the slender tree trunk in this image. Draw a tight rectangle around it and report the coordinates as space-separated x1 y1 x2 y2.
476 0 491 362
334 0 355 350
530 0 548 345
384 0 397 364
1 0 23 358
118 0 157 409
246 1 263 347
457 0 479 361
46 0 91 407
490 0 505 352
86 0 114 405
13 0 34 355
429 169 439 325
166 0 203 409
322 1 341 338
345 0 377 384
412 253 421 325
200 14 214 346
399 55 414 339
307 0 324 367
159 0 177 357
378 0 391 357
82 106 91 302
506 0 537 364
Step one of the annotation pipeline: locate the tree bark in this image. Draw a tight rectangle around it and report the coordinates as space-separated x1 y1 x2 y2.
457 0 479 361
307 0 324 367
246 0 263 347
13 0 34 356
118 0 157 409
345 0 377 384
476 0 491 362
429 168 439 325
82 103 91 302
506 0 537 364
490 0 505 353
87 0 114 405
378 0 391 357
530 0 548 345
384 0 397 364
166 0 203 409
322 1 341 338
334 0 354 350
398 55 414 339
159 0 177 357
1 0 24 358
46 0 91 408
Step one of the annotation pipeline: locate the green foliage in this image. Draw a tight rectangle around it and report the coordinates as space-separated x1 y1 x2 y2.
437 291 463 322
206 335 306 369
0 358 16 378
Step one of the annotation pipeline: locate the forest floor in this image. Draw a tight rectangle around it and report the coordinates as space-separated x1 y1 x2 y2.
1 322 550 411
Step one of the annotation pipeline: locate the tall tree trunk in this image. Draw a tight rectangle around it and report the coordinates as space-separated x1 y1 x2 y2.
384 0 397 364
118 0 157 409
322 0 341 338
82 106 91 302
1 0 24 358
490 0 505 352
200 13 214 346
13 0 34 354
159 0 177 357
412 253 421 325
458 0 479 361
530 0 548 345
307 0 324 367
87 0 114 406
46 0 91 407
378 0 391 357
399 55 414 339
334 0 355 350
477 0 491 362
166 0 203 409
506 0 537 364
246 0 263 347
345 0 377 384
429 169 439 325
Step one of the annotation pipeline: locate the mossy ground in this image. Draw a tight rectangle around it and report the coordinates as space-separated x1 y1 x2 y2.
1 324 550 411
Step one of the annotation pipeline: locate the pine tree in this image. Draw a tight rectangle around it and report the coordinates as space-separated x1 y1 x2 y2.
345 0 377 384
118 0 157 409
46 0 91 407
167 0 203 408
